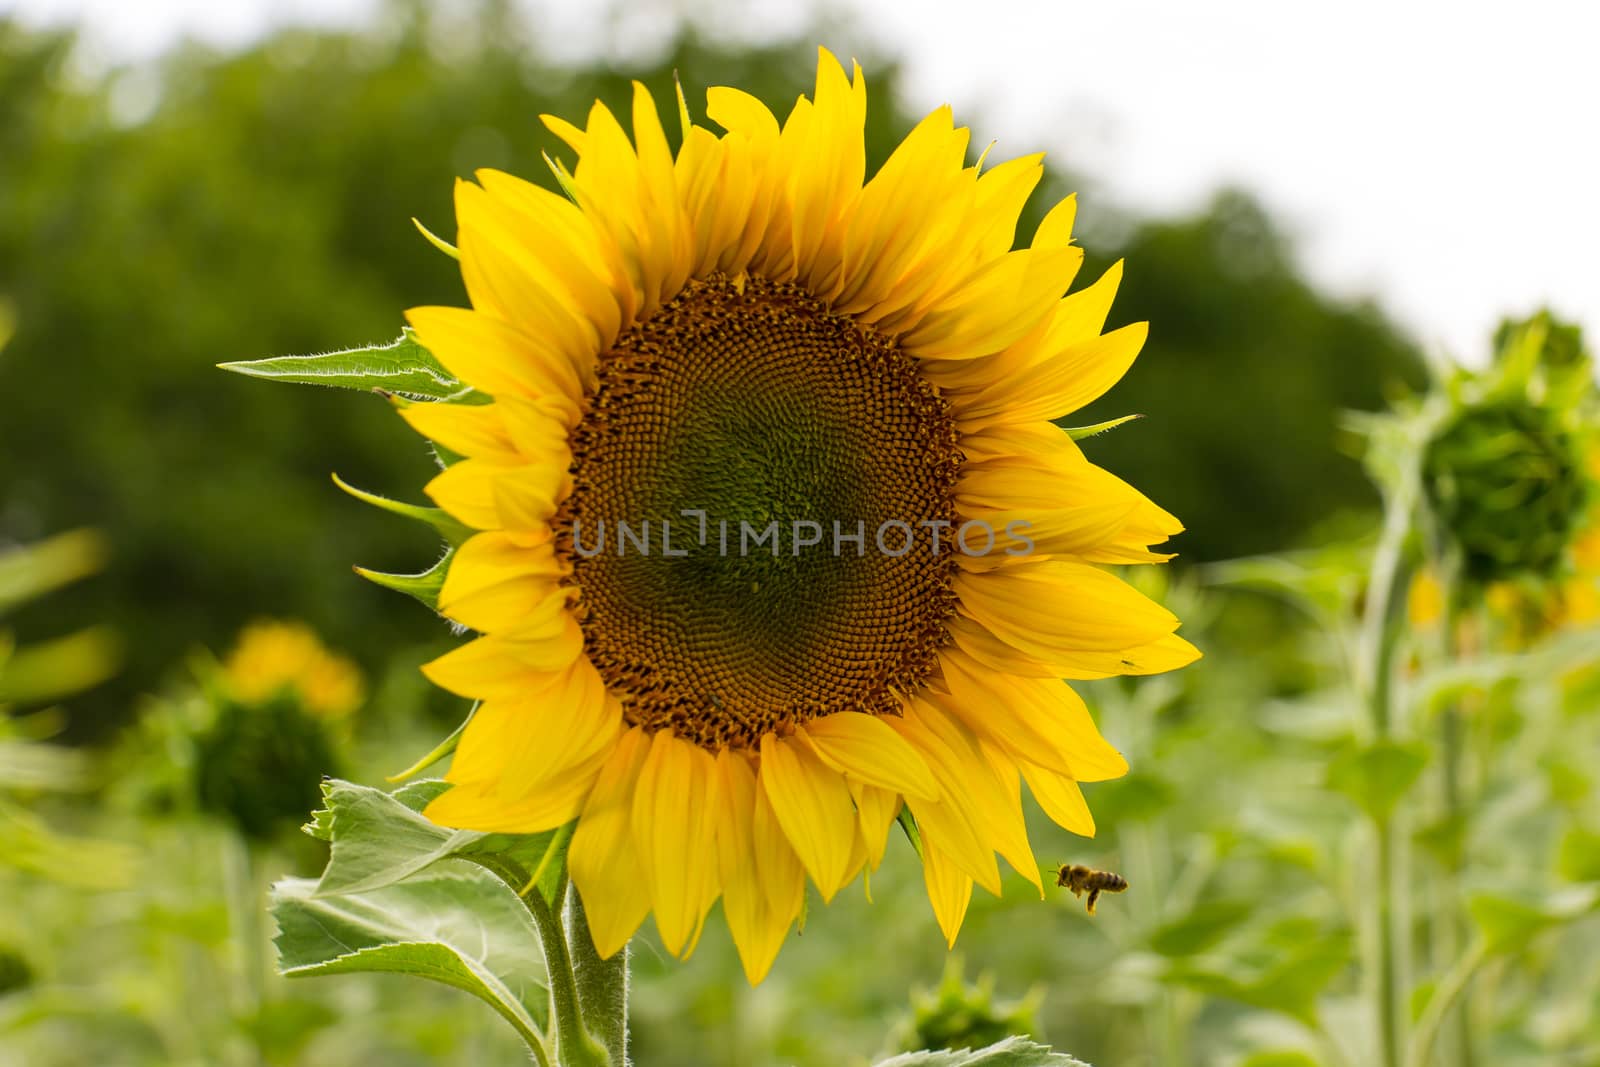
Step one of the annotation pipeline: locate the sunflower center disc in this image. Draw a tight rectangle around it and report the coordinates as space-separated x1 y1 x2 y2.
556 273 962 749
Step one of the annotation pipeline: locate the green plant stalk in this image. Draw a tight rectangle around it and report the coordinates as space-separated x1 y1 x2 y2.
1437 585 1475 1067
525 882 611 1067
567 888 629 1065
1405 939 1489 1067
221 832 267 1067
1360 454 1420 1067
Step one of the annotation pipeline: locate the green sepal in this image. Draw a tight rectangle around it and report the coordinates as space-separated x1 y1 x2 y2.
386 714 471 783
543 151 580 203
219 328 475 402
411 216 460 260
896 808 925 859
333 473 473 546
353 552 451 612
1061 414 1143 441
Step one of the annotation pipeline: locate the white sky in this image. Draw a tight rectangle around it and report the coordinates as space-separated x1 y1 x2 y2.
7 0 1597 362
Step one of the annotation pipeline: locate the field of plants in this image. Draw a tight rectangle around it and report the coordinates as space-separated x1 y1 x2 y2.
3 8 1597 1066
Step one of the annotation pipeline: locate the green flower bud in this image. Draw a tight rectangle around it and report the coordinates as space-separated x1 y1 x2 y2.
892 957 1042 1054
193 691 343 840
1492 308 1591 382
1423 399 1587 584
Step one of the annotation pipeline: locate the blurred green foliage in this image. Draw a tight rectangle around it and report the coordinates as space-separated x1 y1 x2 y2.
15 5 1586 1067
1 4 1422 735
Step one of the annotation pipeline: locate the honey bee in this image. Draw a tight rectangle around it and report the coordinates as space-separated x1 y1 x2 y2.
1055 864 1128 914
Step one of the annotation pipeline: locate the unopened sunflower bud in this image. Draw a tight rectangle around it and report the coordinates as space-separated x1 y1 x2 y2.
1423 399 1587 584
193 692 343 840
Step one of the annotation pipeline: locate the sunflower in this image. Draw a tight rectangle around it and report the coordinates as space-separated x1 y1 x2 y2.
404 49 1197 984
224 619 365 719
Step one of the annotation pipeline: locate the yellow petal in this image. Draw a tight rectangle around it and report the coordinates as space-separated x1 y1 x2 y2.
935 648 1129 782
423 763 598 834
976 740 1044 895
759 731 857 901
903 247 1084 361
473 167 623 348
423 458 564 536
715 750 795 984
800 713 939 801
945 616 1057 678
631 731 720 957
1019 761 1096 837
922 837 974 949
751 768 807 924
569 728 653 958
436 531 566 633
887 707 1003 894
848 778 901 871
398 402 517 460
405 304 584 416
421 624 583 700
955 560 1178 658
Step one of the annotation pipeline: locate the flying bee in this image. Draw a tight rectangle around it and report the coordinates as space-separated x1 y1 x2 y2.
1055 864 1128 915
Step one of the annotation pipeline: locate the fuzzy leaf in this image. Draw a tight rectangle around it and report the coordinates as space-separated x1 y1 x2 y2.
874 1037 1091 1066
271 863 548 1047
1325 740 1428 822
1467 884 1600 954
307 778 568 905
219 328 473 401
1147 899 1255 957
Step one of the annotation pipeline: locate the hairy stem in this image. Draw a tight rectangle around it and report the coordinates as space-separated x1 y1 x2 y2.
567 889 630 1065
525 884 610 1067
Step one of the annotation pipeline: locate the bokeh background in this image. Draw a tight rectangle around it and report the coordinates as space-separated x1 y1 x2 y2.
3 2 1598 1065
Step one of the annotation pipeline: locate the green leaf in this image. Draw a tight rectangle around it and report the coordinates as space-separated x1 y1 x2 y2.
308 778 569 906
1147 899 1255 957
873 1036 1092 1066
219 328 472 401
0 529 108 614
1466 884 1600 954
0 625 121 704
1237 1053 1319 1067
271 863 548 1048
1557 826 1600 883
1325 740 1428 822
1162 920 1352 1026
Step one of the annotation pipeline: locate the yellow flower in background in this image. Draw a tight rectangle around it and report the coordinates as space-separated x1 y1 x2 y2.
405 49 1197 983
224 619 364 718
1408 569 1445 628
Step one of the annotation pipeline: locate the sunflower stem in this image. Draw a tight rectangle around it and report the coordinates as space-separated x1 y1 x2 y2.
525 882 611 1067
566 888 630 1065
1360 441 1421 1067
1437 580 1476 1067
1405 938 1490 1067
